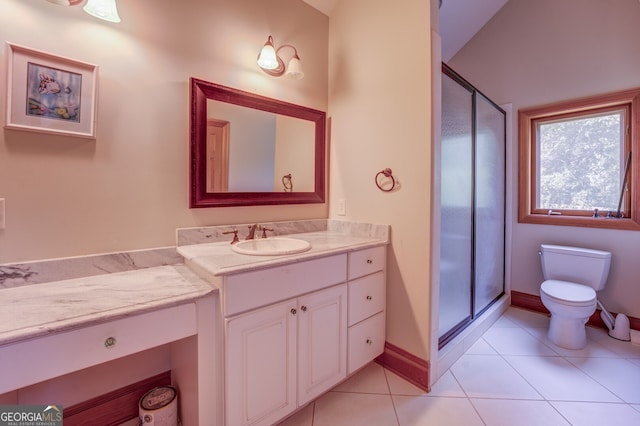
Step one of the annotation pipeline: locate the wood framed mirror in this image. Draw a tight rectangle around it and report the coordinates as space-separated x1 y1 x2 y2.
189 78 326 208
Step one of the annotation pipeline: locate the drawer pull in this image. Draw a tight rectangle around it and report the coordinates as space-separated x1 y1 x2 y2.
291 308 297 315
366 295 372 301
104 337 117 349
366 339 372 345
366 259 373 264
300 305 308 312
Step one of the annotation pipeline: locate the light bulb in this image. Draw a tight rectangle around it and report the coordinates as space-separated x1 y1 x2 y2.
83 0 121 23
285 54 304 80
257 44 278 70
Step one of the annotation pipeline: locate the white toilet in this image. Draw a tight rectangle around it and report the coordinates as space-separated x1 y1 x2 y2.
539 244 612 350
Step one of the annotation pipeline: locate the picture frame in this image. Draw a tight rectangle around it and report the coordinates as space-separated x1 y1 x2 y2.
5 42 98 139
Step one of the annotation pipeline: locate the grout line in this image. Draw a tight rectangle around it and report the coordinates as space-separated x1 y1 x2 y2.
446 349 490 425
447 363 471 399
382 367 392 395
382 368 402 426
562 356 635 405
328 389 391 395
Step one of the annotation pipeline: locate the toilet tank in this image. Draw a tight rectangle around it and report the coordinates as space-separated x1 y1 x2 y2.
539 244 612 290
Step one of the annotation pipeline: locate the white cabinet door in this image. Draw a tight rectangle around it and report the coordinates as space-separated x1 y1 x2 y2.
297 284 348 405
226 299 297 426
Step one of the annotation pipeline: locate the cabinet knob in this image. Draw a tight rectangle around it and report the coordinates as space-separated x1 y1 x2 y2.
366 259 373 264
291 308 297 315
366 295 372 301
104 337 117 348
300 305 308 312
366 339 372 345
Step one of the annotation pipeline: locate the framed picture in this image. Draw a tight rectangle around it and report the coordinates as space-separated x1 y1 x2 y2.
5 43 98 139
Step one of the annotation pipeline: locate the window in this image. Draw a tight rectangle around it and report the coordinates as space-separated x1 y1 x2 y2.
519 88 640 230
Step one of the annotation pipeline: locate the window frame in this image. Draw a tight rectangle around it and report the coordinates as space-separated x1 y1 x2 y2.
518 88 640 230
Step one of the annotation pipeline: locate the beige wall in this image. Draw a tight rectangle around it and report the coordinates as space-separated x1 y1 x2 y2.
3 0 439 363
328 0 433 359
449 0 640 317
0 0 328 263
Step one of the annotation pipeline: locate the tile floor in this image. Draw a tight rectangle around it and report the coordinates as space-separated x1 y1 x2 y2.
278 307 640 426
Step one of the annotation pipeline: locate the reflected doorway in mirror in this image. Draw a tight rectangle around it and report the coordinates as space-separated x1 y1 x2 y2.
206 119 229 192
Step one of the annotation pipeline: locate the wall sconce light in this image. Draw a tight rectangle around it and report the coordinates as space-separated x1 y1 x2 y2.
257 36 304 80
83 0 121 23
45 0 121 23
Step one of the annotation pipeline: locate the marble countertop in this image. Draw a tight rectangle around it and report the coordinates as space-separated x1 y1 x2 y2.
177 231 389 278
0 265 215 346
0 224 388 347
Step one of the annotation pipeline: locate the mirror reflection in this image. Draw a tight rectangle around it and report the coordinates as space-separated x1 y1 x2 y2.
190 78 326 208
206 99 315 193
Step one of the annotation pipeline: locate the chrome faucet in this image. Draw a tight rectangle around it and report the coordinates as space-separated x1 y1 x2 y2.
245 224 259 240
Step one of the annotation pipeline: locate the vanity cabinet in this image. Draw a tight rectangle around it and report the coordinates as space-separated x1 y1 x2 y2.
226 284 347 426
222 254 347 426
214 245 386 426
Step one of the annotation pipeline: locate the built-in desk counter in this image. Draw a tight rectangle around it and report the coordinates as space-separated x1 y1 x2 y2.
0 265 217 425
0 265 214 347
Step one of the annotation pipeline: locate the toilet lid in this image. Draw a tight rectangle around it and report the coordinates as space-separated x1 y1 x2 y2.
541 280 596 306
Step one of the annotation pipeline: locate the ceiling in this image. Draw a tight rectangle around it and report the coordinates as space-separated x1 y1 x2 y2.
301 0 339 16
302 0 509 62
438 0 509 61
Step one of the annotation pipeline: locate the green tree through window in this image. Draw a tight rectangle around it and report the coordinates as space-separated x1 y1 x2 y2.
537 111 623 211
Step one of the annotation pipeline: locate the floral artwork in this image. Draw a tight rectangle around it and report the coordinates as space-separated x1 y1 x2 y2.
26 63 82 122
5 42 98 138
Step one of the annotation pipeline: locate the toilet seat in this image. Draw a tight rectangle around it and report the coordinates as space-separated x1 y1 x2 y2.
540 280 596 307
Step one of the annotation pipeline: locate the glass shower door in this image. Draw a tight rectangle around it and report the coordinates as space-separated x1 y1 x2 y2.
438 72 474 339
474 94 506 315
438 65 505 347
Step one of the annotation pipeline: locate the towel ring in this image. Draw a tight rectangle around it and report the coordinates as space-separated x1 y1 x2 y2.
375 168 396 192
282 173 293 192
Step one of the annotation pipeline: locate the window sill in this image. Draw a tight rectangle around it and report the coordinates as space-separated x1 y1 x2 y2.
518 213 640 231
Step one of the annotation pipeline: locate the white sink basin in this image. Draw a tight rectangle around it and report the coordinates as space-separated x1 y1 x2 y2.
231 237 312 256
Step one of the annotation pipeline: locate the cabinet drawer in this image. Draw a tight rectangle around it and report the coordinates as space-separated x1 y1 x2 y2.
348 272 385 326
348 246 385 280
347 312 385 375
0 303 196 393
224 254 347 316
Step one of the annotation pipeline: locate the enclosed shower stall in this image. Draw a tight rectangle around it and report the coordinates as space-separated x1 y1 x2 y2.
438 64 506 348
